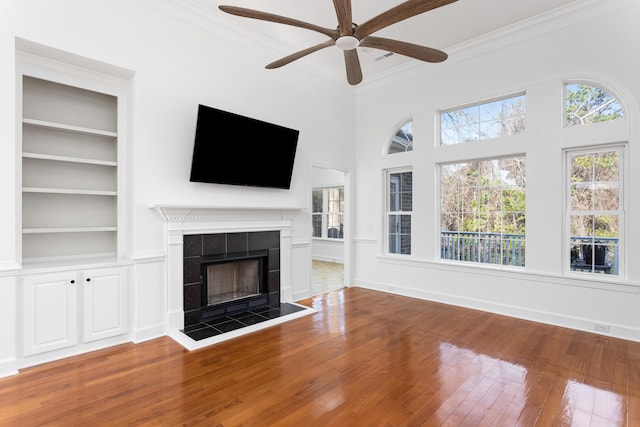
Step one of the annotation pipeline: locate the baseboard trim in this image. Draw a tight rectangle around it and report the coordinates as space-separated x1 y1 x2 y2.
132 323 166 343
312 255 344 264
293 289 311 301
355 279 640 343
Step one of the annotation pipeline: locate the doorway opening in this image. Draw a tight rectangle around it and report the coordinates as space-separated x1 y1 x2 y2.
311 167 347 295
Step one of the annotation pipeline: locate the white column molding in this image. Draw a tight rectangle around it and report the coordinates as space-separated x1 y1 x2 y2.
167 231 184 331
279 225 294 302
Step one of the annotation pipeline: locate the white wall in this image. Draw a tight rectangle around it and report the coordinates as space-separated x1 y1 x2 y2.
353 0 640 342
0 1 20 376
0 0 355 375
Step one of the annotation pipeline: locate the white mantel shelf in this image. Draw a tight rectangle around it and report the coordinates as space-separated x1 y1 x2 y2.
152 205 303 230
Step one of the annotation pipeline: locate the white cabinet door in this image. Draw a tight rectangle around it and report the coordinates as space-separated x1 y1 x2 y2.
23 272 78 356
82 267 128 342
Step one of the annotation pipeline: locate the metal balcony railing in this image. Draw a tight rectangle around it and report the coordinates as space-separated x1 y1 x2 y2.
440 231 619 274
440 231 525 267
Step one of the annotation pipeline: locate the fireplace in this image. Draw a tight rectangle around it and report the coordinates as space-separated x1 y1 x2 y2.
204 256 263 305
183 231 280 327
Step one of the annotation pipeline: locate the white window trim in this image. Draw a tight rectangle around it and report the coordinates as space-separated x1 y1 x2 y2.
437 155 527 269
437 90 527 147
563 80 627 129
563 144 625 278
386 118 414 155
385 168 412 256
312 186 344 241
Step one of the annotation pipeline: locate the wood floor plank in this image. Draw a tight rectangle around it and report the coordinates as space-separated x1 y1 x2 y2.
1 287 639 426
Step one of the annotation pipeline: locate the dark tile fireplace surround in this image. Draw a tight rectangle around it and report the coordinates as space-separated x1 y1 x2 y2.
182 230 304 341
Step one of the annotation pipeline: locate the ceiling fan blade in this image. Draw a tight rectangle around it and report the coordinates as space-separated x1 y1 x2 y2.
343 49 363 85
333 0 353 36
266 40 336 69
354 0 458 39
219 5 339 39
359 36 447 62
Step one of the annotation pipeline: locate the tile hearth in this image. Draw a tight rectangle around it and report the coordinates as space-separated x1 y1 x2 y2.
182 303 306 341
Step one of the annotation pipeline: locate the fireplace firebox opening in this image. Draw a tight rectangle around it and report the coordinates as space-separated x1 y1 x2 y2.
206 259 261 305
198 250 270 322
183 231 281 328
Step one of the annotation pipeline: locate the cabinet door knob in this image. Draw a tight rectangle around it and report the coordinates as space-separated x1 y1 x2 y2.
70 280 75 284
86 278 91 282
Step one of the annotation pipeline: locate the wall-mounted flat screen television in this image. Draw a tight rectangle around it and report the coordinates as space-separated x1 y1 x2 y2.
189 104 299 189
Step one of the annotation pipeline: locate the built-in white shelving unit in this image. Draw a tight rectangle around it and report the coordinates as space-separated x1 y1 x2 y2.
15 51 131 369
21 76 119 264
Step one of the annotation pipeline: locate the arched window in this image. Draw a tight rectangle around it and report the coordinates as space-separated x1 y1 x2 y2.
565 83 624 127
388 120 413 154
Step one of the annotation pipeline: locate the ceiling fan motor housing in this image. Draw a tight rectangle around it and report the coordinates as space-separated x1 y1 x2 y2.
336 36 360 50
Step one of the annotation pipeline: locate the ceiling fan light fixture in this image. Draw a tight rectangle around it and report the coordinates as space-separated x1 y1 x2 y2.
335 36 359 51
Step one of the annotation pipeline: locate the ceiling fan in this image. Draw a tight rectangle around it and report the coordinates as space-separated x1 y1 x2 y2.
219 0 458 85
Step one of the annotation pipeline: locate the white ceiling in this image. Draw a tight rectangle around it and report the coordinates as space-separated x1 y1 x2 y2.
197 0 580 86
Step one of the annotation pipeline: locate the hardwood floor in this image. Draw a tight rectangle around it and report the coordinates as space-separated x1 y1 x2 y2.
2 287 640 426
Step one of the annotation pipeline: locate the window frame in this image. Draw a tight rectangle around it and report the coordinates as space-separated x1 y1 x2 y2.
438 91 526 146
438 155 527 269
312 186 344 240
564 145 625 277
385 168 413 256
387 119 414 154
563 81 625 128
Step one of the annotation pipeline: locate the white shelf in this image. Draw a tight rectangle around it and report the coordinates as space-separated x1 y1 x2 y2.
21 76 119 264
23 227 117 234
23 118 117 138
23 187 117 196
23 152 117 167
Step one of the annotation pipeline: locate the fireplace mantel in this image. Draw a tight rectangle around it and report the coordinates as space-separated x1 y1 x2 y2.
152 205 303 347
153 205 302 232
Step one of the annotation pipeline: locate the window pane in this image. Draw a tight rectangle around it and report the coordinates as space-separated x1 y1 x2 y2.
313 186 344 239
593 151 619 211
503 213 525 235
440 157 526 267
312 189 323 213
441 212 460 232
566 84 624 127
503 95 526 136
390 172 412 212
570 216 617 274
440 94 526 145
326 214 343 239
570 151 620 212
312 214 322 238
389 214 411 255
388 121 414 154
479 120 502 140
327 187 345 213
400 172 412 211
388 170 412 255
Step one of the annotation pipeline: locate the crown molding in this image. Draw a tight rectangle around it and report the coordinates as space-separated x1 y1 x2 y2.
136 0 636 93
357 0 636 93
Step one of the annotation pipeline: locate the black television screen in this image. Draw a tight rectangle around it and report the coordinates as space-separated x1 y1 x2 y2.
189 104 299 189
